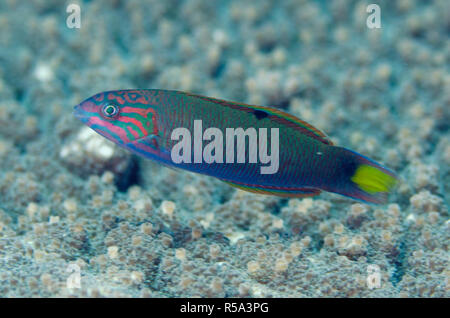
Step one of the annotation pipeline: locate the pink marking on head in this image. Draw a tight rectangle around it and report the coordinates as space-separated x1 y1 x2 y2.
123 93 147 104
81 100 100 113
108 93 125 105
87 116 129 144
93 93 105 102
120 106 151 116
120 107 158 134
117 116 147 137
118 89 141 95
151 117 158 135
127 125 140 139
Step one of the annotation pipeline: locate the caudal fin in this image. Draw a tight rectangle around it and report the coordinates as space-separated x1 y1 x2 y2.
334 148 398 204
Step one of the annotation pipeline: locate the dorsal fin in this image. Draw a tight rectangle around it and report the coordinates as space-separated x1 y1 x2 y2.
184 92 333 145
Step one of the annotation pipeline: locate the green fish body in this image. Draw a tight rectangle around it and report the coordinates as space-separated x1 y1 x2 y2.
74 89 398 203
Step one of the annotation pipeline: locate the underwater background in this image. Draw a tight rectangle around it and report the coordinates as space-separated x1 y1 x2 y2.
0 0 448 297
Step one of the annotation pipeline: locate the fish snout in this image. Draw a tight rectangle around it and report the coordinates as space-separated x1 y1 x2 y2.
73 103 89 123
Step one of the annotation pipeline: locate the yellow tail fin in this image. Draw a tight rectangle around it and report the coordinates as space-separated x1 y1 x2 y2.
351 164 397 195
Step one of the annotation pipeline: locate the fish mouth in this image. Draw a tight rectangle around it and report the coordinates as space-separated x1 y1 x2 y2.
73 104 89 124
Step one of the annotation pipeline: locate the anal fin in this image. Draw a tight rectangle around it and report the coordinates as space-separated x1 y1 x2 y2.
221 180 321 198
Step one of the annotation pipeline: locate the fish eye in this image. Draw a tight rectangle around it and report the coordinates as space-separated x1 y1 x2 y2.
102 104 119 118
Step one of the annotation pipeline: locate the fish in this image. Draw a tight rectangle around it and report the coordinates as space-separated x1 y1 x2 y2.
73 89 398 204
